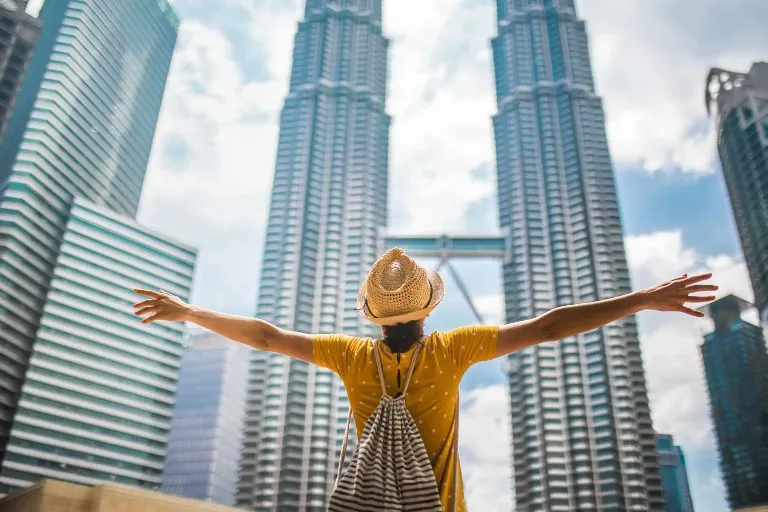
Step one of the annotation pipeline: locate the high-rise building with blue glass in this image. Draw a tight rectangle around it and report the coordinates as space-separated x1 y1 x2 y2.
162 331 248 507
0 0 179 460
491 0 664 509
700 294 768 510
0 197 196 495
237 0 389 509
0 0 41 143
706 62 768 328
656 433 695 512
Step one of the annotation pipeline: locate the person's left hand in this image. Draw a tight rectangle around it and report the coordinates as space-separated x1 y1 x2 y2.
133 288 192 324
641 273 718 317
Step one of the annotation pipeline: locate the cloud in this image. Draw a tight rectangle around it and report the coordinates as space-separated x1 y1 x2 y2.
581 0 768 174
458 385 513 512
625 230 753 448
138 19 284 314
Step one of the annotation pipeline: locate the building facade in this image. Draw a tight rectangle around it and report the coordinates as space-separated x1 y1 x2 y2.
0 0 179 458
162 331 248 507
656 433 695 512
706 62 768 327
236 0 390 509
700 295 768 510
490 0 665 509
0 0 41 143
0 197 196 495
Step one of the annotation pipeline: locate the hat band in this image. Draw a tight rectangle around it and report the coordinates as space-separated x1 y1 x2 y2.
361 280 434 319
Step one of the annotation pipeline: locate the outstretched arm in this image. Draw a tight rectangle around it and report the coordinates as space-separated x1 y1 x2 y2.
494 273 717 358
133 289 315 363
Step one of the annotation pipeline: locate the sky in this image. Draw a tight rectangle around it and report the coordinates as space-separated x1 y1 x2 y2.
27 0 768 510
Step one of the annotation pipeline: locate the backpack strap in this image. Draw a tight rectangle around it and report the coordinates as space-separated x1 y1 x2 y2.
449 391 460 512
335 407 353 488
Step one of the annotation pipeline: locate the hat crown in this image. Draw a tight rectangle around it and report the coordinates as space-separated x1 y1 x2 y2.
365 248 431 319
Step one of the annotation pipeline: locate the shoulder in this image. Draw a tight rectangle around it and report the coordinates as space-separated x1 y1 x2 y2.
312 333 371 356
434 325 500 342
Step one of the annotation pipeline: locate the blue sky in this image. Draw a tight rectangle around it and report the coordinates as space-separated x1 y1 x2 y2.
25 0 768 510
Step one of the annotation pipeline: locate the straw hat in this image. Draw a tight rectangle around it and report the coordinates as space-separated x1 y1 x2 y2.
357 247 445 326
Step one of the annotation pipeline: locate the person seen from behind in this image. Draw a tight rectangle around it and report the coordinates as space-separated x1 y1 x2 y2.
133 247 717 512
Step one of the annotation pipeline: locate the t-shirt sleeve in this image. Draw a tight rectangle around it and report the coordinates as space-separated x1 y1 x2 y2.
312 333 365 378
444 325 500 374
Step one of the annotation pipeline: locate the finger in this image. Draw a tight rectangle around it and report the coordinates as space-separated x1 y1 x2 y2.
134 288 163 299
134 306 161 317
684 284 719 292
141 314 162 324
133 299 158 309
682 273 713 285
682 294 717 303
676 305 704 317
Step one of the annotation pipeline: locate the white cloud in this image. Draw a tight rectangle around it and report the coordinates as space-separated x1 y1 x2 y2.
458 385 513 512
139 20 283 314
625 230 754 452
581 0 768 173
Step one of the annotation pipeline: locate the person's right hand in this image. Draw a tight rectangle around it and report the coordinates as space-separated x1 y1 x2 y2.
133 289 192 324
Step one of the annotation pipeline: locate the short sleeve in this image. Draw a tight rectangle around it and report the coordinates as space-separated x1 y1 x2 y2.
312 334 366 378
444 325 499 374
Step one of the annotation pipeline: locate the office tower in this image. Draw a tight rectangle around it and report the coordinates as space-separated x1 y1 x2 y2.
700 294 768 510
162 331 249 507
706 62 768 328
236 0 390 509
0 0 40 142
0 197 196 495
656 434 695 512
491 0 665 509
0 0 179 459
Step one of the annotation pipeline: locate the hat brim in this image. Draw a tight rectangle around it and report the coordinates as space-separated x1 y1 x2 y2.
357 269 445 326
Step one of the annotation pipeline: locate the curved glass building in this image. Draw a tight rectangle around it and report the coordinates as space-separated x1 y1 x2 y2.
0 0 179 464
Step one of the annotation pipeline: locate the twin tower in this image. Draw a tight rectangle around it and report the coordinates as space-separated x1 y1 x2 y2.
239 1 665 511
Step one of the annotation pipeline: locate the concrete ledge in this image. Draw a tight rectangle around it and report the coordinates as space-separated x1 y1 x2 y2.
0 479 244 512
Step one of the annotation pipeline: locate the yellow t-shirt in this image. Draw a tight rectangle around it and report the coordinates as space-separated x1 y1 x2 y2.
313 325 499 511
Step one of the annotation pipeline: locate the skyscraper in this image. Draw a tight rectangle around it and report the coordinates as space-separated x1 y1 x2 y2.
0 197 196 495
236 1 390 509
0 0 41 143
490 0 665 509
706 62 768 327
656 433 695 512
700 294 768 510
163 331 249 506
0 0 179 458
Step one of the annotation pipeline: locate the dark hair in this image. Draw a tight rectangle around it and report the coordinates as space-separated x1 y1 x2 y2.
382 320 424 353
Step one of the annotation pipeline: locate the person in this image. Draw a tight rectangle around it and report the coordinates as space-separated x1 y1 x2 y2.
133 247 717 511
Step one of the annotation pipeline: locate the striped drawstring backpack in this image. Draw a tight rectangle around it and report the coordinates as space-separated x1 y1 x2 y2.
329 339 461 512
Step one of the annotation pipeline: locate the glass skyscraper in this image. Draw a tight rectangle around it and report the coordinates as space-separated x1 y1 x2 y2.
0 197 196 495
656 433 695 512
237 0 390 509
700 294 768 510
0 0 179 458
0 0 41 143
706 62 768 327
491 0 664 509
163 331 249 507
